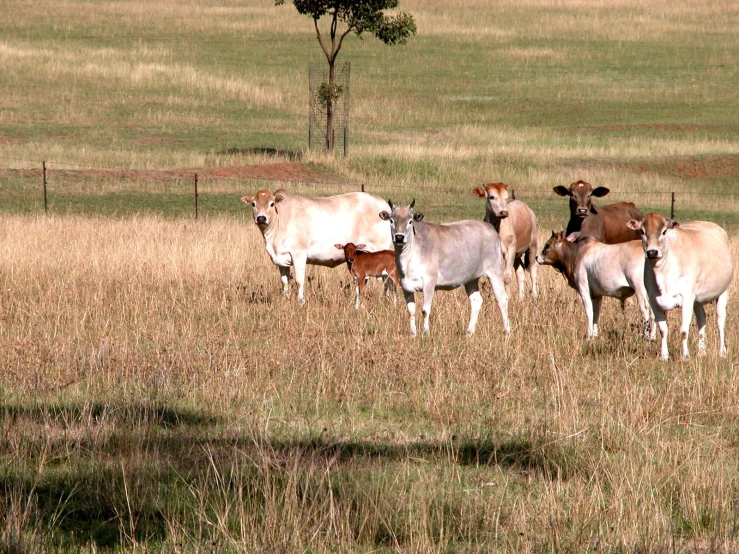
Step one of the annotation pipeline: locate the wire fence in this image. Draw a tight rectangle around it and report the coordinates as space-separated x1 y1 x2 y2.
1 156 738 225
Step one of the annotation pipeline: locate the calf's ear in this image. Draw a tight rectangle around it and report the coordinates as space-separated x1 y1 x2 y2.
334 244 344 250
592 187 610 197
241 195 253 204
379 211 390 221
472 187 486 198
626 219 642 231
553 186 571 197
274 194 284 203
356 244 367 250
667 220 679 229
413 212 424 222
565 232 580 242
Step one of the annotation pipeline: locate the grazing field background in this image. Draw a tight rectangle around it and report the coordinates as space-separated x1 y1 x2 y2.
1 0 739 552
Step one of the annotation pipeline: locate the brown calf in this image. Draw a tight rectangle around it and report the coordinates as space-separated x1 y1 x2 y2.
334 243 400 308
553 180 642 244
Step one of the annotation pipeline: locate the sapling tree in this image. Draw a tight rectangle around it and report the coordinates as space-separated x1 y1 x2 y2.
276 0 416 151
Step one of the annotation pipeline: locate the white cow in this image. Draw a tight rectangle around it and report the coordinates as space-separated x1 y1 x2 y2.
627 213 734 359
379 200 510 336
242 189 392 302
536 231 655 340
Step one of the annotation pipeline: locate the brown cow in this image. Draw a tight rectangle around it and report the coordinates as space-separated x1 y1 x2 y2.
334 243 400 309
553 180 642 243
473 183 538 298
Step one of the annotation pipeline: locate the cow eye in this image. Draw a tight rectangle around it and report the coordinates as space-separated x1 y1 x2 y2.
270 202 275 207
661 230 666 236
251 202 255 207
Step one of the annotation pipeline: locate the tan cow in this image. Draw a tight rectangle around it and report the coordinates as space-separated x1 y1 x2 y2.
473 183 538 298
627 213 734 359
334 242 399 308
241 189 392 303
536 231 655 340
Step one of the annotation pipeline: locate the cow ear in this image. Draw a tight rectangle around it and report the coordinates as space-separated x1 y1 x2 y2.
626 219 642 231
274 194 284 203
667 220 679 229
379 211 390 221
334 244 344 250
553 186 571 197
472 187 486 198
565 232 580 242
555 230 565 242
241 195 253 204
356 244 366 250
592 187 610 197
413 212 424 222
387 199 394 210
409 199 416 209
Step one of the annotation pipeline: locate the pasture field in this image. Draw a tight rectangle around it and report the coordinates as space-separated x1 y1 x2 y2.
1 0 739 552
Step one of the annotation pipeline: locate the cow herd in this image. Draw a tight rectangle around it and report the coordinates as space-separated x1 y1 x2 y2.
242 180 734 360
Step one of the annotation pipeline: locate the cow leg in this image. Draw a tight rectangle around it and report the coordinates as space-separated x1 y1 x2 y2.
404 290 417 336
579 288 596 339
292 255 308 304
679 295 696 359
591 296 602 338
383 276 398 306
635 285 655 341
514 258 526 300
487 271 510 334
464 281 483 335
527 248 538 298
356 273 367 309
717 290 729 357
279 266 291 298
421 281 436 335
693 303 707 357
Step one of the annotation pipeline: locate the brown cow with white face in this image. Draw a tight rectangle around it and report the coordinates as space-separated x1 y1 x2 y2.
473 183 538 298
627 213 733 360
553 180 642 244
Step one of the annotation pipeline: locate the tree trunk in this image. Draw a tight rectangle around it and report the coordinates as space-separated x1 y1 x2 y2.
326 60 335 151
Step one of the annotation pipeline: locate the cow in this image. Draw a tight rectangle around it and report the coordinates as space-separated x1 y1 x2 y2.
553 180 642 243
334 242 400 309
627 213 734 360
241 189 392 303
536 231 655 340
473 182 538 298
379 200 510 336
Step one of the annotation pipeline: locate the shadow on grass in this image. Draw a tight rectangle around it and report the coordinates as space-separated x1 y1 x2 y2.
218 147 303 161
1 401 580 549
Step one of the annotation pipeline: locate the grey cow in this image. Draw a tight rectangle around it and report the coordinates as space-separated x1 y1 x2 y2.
379 200 510 336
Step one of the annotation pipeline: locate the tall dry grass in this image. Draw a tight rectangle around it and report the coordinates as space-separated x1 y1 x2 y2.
1 214 739 551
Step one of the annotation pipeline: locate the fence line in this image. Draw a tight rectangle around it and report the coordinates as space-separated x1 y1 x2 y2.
1 158 737 221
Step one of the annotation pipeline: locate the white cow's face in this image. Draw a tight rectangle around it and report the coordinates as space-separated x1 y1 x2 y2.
379 200 423 247
627 213 676 261
474 183 509 219
241 190 281 230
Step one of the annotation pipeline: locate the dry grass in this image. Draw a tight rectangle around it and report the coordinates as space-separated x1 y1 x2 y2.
2 214 739 551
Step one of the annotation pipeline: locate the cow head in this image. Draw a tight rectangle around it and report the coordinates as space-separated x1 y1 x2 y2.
627 213 679 261
334 242 366 267
473 182 509 219
536 230 579 266
241 189 284 230
553 180 610 219
379 199 423 247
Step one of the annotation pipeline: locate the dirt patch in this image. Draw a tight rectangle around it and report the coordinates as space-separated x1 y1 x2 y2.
616 154 739 180
0 162 342 185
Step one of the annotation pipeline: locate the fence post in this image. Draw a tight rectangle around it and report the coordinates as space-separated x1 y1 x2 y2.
511 189 515 200
361 183 365 192
194 173 199 220
42 160 48 215
670 192 675 219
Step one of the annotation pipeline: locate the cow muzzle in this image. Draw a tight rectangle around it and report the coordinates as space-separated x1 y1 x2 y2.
646 249 661 260
256 215 267 226
576 208 588 217
499 210 509 218
394 234 406 245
